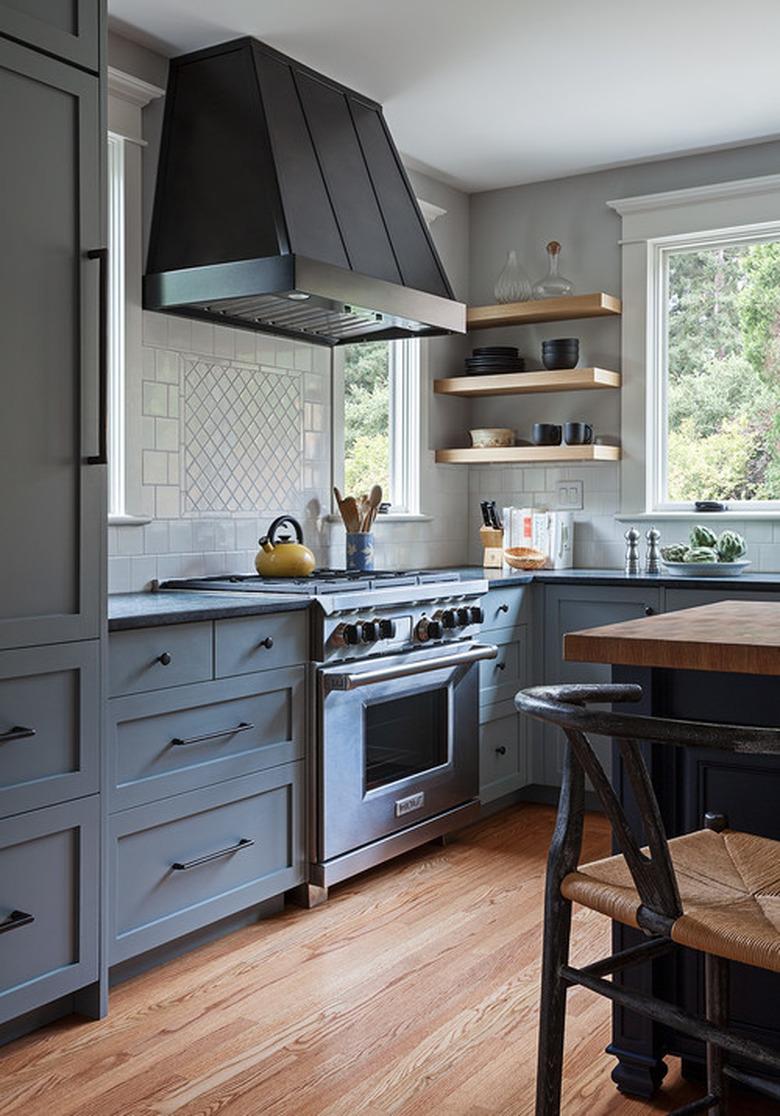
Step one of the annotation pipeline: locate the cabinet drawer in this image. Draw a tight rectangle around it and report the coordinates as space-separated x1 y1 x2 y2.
479 627 527 708
0 797 98 1024
215 612 308 678
109 622 213 697
481 587 528 634
109 764 304 964
109 667 305 810
480 715 522 803
0 641 99 818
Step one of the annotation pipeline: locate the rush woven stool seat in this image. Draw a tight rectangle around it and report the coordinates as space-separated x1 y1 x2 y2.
515 683 780 1116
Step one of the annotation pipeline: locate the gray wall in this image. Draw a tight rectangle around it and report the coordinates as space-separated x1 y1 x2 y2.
465 140 780 568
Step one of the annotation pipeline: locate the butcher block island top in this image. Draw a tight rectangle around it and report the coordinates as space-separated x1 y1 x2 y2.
564 599 780 676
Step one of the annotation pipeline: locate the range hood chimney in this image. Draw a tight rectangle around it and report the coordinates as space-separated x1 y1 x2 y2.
144 38 465 346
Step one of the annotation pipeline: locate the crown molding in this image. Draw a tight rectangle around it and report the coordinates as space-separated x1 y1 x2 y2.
108 67 165 108
607 172 780 216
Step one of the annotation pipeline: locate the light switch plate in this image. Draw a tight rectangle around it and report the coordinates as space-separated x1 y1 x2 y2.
556 480 583 510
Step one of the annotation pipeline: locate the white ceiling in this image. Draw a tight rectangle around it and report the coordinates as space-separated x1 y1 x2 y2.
108 0 780 193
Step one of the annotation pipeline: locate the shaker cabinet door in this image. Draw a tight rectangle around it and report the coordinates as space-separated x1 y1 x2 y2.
0 39 102 650
0 0 100 72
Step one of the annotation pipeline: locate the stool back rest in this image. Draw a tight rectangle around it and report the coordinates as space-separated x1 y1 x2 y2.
516 683 780 930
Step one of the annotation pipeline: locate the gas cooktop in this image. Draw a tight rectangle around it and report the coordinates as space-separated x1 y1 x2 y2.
160 569 463 596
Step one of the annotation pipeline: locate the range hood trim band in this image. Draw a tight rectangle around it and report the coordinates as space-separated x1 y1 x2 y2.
144 255 466 345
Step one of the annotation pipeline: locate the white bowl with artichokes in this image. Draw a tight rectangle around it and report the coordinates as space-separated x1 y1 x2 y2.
660 526 749 576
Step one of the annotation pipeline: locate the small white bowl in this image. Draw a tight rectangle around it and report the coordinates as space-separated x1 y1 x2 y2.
469 427 515 449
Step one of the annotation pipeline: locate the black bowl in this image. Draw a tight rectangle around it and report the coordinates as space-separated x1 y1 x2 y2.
542 337 579 347
542 351 579 370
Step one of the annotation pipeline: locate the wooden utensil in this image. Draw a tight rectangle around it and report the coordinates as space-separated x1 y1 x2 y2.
341 496 361 533
365 484 382 531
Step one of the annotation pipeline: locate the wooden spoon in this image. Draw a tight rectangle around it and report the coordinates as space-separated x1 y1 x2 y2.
365 484 382 530
341 496 361 533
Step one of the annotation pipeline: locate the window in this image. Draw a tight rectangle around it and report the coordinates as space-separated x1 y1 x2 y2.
338 338 421 513
651 231 780 510
609 174 780 516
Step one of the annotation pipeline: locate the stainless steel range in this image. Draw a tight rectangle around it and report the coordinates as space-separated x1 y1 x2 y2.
161 569 496 901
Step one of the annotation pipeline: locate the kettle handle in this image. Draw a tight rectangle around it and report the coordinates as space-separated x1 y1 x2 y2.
265 515 304 545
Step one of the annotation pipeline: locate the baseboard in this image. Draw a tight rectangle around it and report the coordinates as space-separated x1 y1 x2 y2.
518 783 602 813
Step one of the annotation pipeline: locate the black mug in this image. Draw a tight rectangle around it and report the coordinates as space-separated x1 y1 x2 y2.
564 421 593 445
532 423 562 446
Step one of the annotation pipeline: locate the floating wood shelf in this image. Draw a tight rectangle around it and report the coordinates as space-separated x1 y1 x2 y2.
435 444 621 465
433 367 621 397
466 292 621 331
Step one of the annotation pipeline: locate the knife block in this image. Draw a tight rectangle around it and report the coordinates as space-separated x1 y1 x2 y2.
480 527 504 568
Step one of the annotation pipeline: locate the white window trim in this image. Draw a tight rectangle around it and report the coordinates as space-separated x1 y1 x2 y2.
332 338 427 519
608 173 780 518
107 67 165 524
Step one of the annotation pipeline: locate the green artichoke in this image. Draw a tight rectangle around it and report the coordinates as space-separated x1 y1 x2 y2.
716 530 746 562
660 544 688 562
683 546 719 563
689 524 718 549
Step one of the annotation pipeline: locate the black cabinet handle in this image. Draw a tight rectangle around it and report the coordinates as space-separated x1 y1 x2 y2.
644 605 655 616
171 837 254 872
156 652 172 666
495 745 507 756
0 725 36 744
0 909 34 935
495 662 506 671
497 603 509 614
170 722 254 747
86 247 108 466
258 637 274 650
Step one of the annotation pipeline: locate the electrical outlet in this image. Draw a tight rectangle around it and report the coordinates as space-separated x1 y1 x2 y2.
556 480 583 510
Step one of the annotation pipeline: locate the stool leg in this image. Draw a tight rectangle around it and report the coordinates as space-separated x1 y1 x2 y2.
535 885 573 1116
705 953 728 1115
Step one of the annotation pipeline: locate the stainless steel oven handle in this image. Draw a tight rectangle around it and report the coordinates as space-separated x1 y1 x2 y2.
322 643 498 692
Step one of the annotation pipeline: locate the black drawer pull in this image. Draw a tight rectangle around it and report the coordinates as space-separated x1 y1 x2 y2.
171 837 254 872
644 605 655 617
156 652 172 666
258 637 274 650
0 909 34 935
497 603 509 614
170 722 254 747
495 662 506 671
495 745 507 756
0 725 36 744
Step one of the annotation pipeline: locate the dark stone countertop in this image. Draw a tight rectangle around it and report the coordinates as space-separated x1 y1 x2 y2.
108 591 311 631
109 567 780 630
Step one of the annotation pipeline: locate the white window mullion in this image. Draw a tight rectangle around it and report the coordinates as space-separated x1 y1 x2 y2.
107 132 126 518
389 339 421 514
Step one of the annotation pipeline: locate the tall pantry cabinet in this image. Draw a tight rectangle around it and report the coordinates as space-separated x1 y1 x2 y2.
0 1 106 1038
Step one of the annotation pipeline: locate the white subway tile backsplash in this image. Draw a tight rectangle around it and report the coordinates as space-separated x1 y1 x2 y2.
168 520 193 553
155 486 180 519
108 557 131 594
130 555 158 589
294 344 312 371
167 316 192 353
167 386 180 419
155 349 180 384
234 329 256 364
190 321 214 356
213 326 235 360
144 519 169 555
143 449 168 486
142 381 168 417
143 312 168 348
155 417 179 452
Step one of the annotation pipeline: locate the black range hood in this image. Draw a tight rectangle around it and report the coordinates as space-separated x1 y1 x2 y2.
144 37 465 346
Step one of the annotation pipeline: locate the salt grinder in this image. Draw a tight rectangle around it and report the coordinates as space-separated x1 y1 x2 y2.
624 527 640 575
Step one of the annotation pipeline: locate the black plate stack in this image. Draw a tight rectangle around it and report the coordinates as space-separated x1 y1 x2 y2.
464 346 525 376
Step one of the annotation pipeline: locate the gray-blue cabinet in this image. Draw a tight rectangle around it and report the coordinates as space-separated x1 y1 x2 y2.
479 586 531 803
540 584 662 786
0 796 99 1025
0 0 100 71
109 763 304 965
0 35 103 652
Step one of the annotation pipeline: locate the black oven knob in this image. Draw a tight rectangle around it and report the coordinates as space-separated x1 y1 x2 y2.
342 623 361 645
469 606 484 624
457 607 470 627
361 621 380 643
440 609 457 629
415 617 442 642
378 618 396 639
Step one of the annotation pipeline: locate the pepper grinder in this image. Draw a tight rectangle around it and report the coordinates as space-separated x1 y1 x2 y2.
645 526 661 574
624 527 640 575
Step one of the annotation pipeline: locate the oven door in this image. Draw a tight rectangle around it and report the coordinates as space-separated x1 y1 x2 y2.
318 642 497 862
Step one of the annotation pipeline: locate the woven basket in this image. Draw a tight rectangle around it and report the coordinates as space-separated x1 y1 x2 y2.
504 546 547 570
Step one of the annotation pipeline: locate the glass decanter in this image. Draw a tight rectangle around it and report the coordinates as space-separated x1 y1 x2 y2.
494 249 532 303
532 241 574 299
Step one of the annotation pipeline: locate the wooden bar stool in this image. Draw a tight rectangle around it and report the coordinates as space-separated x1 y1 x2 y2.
515 682 780 1116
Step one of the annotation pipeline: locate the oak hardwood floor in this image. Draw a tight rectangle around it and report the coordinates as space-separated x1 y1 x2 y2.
0 804 774 1115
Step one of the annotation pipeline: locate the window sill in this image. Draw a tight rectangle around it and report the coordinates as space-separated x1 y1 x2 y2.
324 513 433 525
109 513 152 527
617 511 780 521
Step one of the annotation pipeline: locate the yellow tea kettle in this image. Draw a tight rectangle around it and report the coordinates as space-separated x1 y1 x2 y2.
255 516 316 578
